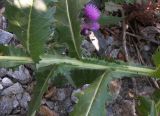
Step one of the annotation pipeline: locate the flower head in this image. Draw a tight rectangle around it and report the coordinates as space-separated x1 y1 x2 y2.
82 22 100 32
84 4 101 21
81 28 90 36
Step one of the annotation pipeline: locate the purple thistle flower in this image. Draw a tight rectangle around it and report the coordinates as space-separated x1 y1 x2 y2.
81 28 90 36
84 4 101 21
82 22 100 31
89 22 100 31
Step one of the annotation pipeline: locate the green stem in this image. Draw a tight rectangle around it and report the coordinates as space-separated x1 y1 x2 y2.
0 56 155 76
0 56 33 63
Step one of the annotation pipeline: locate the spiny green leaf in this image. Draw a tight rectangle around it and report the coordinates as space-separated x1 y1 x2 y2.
0 45 27 56
71 72 111 116
0 45 30 67
99 15 122 26
55 0 89 59
152 90 160 114
71 69 104 87
152 47 160 67
136 96 151 116
28 65 56 116
70 71 134 116
150 67 160 78
5 0 54 62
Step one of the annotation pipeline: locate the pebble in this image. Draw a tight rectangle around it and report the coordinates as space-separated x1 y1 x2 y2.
19 92 31 109
1 82 24 96
81 39 96 57
106 36 114 45
0 96 14 115
0 29 13 44
57 89 66 101
109 49 120 59
13 99 19 108
2 77 13 87
46 101 55 110
10 66 31 84
16 93 23 100
71 89 82 103
64 98 73 112
143 45 150 51
0 84 3 90
0 68 7 78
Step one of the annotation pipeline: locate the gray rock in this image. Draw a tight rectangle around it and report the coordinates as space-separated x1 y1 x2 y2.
2 77 13 87
16 93 23 100
109 49 120 59
8 66 31 84
106 36 114 46
82 84 90 90
0 68 7 78
0 96 14 115
93 31 108 55
0 29 13 44
81 39 95 57
57 89 66 101
41 98 46 105
1 82 24 96
46 101 54 109
71 89 81 103
64 98 72 112
13 99 19 108
19 92 31 109
143 45 150 51
0 84 3 90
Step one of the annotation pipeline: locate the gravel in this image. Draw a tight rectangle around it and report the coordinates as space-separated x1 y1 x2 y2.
2 77 13 87
1 82 24 96
8 66 31 84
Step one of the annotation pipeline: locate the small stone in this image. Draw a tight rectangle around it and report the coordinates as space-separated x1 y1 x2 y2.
106 36 114 45
0 84 3 90
64 98 72 112
66 106 74 113
71 89 82 103
13 99 19 108
109 49 120 59
1 82 24 96
8 66 31 84
2 77 13 87
0 68 7 78
57 89 66 101
41 98 46 105
0 96 14 115
12 108 21 114
46 101 54 109
143 45 150 51
0 29 13 44
19 92 31 109
82 84 90 90
16 93 23 100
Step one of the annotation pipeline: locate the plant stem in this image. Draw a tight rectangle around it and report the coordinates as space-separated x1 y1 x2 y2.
0 56 155 76
0 56 33 63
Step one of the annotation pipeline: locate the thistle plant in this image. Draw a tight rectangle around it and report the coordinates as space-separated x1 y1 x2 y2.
84 3 101 21
81 3 101 35
0 0 160 116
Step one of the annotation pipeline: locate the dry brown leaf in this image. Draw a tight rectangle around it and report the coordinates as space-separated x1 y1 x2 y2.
45 87 57 99
39 105 59 116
